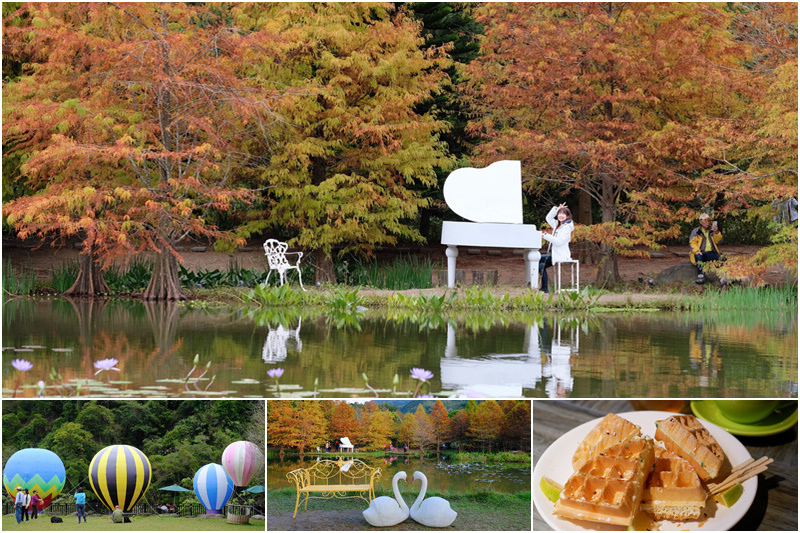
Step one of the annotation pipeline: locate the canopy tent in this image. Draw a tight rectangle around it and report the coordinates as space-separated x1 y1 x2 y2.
158 484 193 492
158 484 193 506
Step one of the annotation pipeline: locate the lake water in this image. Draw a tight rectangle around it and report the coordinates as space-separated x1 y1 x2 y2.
2 298 796 398
267 455 530 495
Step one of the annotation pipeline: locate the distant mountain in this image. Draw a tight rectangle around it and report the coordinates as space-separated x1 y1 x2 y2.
373 399 470 414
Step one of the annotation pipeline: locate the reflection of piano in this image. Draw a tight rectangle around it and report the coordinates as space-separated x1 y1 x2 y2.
440 323 541 397
441 160 543 288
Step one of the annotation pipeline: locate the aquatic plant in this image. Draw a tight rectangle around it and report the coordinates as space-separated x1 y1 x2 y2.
93 358 120 375
3 260 36 296
337 255 435 290
11 358 32 398
242 284 306 306
268 367 285 395
49 261 79 292
410 367 434 397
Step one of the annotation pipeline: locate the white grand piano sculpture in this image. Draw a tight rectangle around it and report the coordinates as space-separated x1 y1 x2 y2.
441 160 543 288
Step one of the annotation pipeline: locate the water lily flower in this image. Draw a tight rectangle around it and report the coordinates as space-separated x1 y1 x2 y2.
267 368 284 379
93 358 120 375
11 359 33 372
410 367 434 382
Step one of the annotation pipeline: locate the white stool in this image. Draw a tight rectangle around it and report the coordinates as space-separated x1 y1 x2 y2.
554 259 580 293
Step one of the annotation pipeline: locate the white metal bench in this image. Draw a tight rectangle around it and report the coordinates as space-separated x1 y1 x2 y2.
262 239 306 291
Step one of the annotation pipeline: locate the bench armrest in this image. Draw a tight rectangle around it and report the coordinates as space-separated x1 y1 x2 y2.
287 468 310 490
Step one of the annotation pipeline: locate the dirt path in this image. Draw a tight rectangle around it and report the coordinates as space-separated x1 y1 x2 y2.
3 238 777 288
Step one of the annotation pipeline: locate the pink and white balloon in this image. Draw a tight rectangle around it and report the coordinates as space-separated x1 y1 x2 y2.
221 441 264 487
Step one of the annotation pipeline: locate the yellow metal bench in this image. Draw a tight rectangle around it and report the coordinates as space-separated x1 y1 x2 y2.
286 458 381 518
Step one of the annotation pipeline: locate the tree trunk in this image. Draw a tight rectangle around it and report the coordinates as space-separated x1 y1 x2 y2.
143 245 187 300
63 248 110 297
594 244 620 287
594 176 621 286
313 249 337 285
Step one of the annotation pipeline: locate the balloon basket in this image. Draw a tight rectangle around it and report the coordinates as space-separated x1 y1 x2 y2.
226 504 251 525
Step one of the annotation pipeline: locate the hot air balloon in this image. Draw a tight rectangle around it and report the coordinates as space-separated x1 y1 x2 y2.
88 445 151 512
3 449 66 510
193 463 234 514
221 441 264 487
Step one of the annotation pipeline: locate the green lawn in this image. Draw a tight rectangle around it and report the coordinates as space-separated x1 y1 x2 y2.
267 489 531 531
2 514 264 531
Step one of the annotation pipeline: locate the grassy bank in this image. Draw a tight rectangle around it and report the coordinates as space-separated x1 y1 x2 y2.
453 451 531 466
1 514 264 531
267 488 531 531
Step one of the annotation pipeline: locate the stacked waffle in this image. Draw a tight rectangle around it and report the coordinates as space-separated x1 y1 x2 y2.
552 413 727 527
554 414 655 526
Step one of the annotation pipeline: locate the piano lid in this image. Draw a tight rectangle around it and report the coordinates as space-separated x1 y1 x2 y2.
442 160 522 224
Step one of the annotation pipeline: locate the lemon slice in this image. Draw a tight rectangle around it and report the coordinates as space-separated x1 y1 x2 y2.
714 483 743 508
539 476 563 503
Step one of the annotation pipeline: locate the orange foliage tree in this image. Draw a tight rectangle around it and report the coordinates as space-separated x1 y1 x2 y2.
3 3 283 298
430 400 451 451
466 400 504 453
465 3 793 284
329 401 361 445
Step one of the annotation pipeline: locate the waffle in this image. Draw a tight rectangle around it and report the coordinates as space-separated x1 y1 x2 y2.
642 445 708 521
571 413 642 470
554 435 656 526
654 415 725 482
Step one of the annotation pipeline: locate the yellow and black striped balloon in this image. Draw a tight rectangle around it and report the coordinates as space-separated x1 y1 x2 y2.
88 445 151 512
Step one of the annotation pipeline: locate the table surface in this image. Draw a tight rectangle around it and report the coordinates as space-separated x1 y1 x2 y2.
532 400 798 531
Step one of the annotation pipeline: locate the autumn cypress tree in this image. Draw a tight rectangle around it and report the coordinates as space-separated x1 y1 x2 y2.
232 3 454 283
3 3 283 299
465 3 761 284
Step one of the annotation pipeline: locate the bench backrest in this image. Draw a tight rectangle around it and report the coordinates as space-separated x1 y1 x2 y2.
288 459 380 487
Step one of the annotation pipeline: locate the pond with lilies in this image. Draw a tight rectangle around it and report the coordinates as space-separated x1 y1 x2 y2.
268 454 531 495
2 298 796 398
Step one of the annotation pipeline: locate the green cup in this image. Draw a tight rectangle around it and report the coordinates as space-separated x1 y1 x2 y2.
715 400 779 424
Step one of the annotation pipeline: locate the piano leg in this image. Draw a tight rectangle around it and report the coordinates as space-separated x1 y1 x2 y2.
446 245 459 288
525 249 541 289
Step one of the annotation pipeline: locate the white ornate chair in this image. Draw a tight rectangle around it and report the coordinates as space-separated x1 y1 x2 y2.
262 239 306 291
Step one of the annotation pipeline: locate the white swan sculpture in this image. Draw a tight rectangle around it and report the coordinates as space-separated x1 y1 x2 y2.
410 471 457 527
362 471 409 527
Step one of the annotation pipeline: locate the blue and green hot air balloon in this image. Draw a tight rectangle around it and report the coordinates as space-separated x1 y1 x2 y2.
88 445 151 512
3 448 66 510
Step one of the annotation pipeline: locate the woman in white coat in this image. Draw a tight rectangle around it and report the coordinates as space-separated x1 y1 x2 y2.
539 203 574 293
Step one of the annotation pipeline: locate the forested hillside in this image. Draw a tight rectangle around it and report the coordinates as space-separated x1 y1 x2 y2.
2 400 264 505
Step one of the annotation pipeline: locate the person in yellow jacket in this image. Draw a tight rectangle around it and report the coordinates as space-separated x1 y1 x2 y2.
689 213 723 284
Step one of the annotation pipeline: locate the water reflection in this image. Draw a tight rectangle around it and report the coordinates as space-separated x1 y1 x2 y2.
2 298 796 398
267 455 530 495
262 317 302 363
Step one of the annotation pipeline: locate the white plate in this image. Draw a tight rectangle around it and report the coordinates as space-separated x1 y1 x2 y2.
533 411 757 531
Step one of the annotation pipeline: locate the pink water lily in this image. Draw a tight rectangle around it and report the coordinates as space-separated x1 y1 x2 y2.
11 359 33 372
93 358 120 375
410 367 434 382
267 368 284 379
